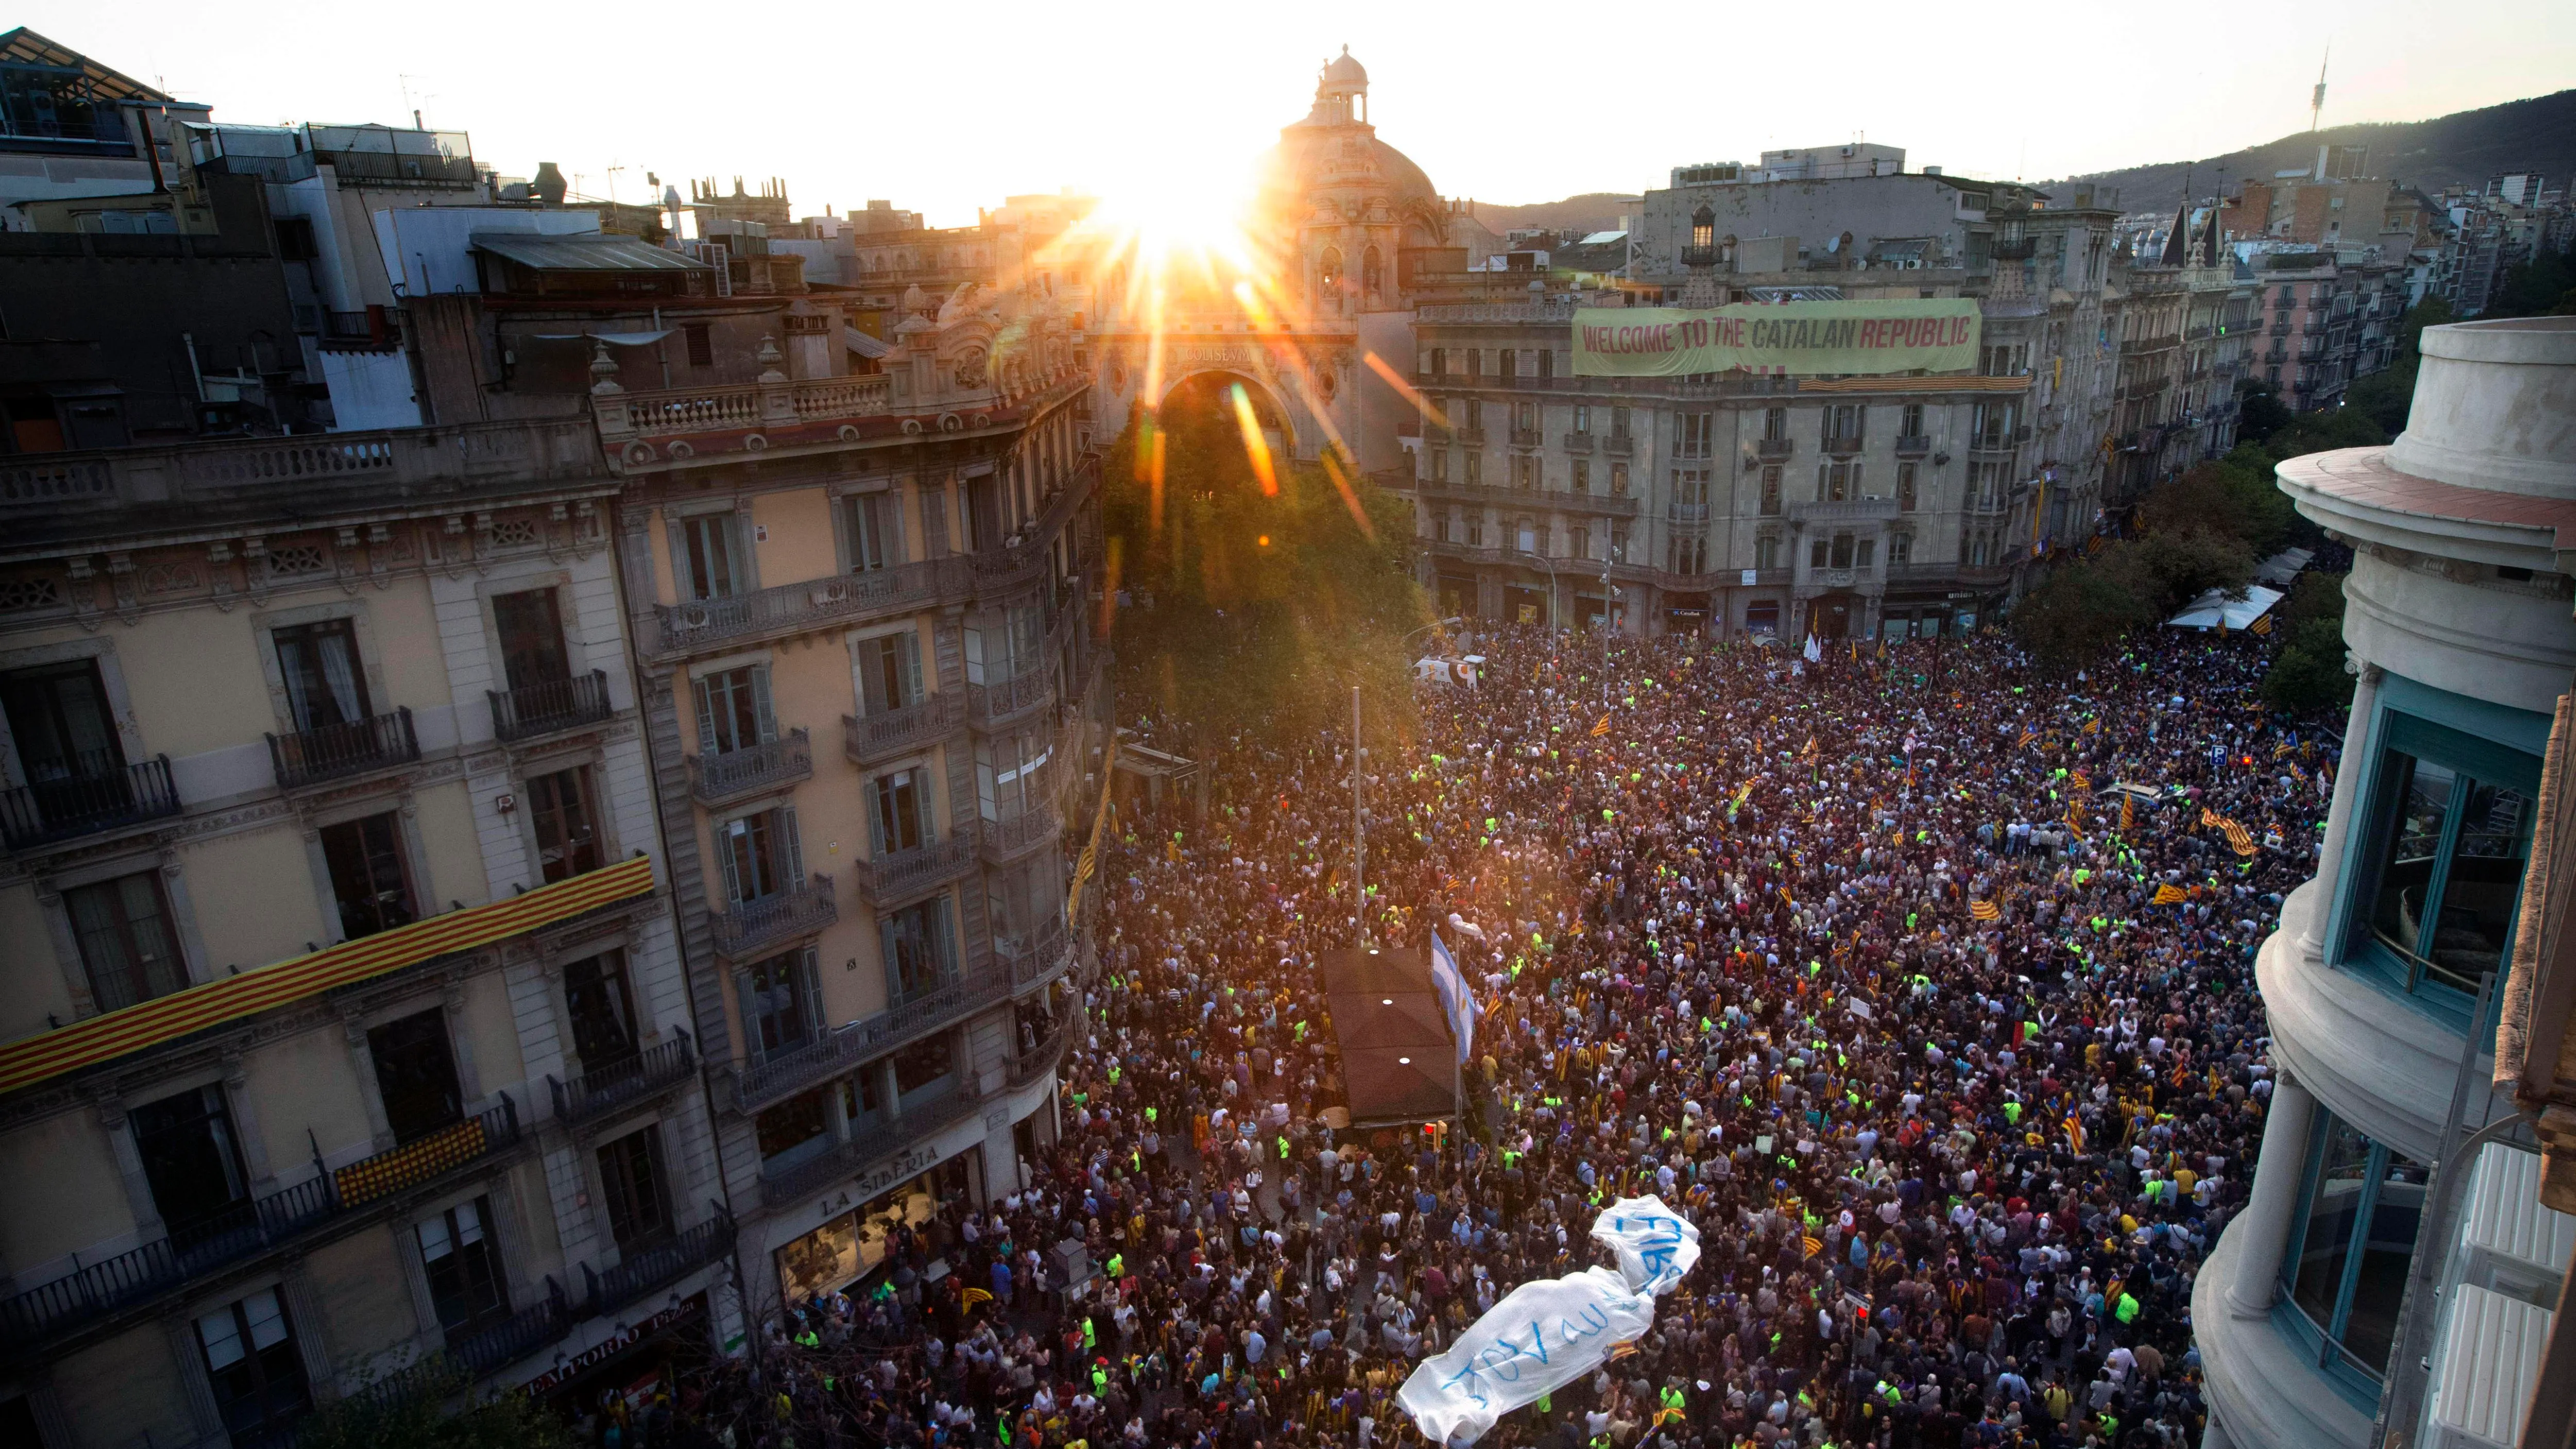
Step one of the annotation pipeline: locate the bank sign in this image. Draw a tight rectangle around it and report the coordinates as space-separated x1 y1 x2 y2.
1572 299 1981 377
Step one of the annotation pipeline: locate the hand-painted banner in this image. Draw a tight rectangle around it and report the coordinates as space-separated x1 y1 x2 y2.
1572 299 1981 377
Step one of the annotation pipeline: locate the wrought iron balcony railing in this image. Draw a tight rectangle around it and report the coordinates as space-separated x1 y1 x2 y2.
488 670 613 742
708 874 837 960
0 754 180 850
689 729 814 808
267 707 420 790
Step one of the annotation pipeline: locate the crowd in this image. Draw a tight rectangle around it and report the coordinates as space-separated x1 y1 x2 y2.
635 620 2337 1449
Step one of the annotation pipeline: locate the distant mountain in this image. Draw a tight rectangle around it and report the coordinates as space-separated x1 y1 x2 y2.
2049 89 2576 212
1468 192 1644 237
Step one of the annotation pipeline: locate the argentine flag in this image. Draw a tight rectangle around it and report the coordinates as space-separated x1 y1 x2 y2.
1428 928 1478 1065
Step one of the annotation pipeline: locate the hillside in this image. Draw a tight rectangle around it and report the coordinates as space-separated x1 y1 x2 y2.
2049 89 2576 211
1468 191 1643 237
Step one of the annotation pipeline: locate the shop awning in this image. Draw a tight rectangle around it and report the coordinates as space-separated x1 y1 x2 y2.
0 855 654 1094
471 232 710 273
2164 584 2283 631
527 330 675 346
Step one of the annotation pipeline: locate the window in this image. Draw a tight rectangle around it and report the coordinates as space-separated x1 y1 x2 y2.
491 589 569 695
195 1290 310 1443
987 857 1059 958
1667 535 1705 575
527 766 600 883
1819 462 1853 503
1810 539 1830 568
417 1197 510 1338
871 768 932 855
270 620 370 733
1568 527 1589 561
2283 1106 2427 1384
1465 513 1484 548
367 1009 462 1144
1428 448 1448 483
1465 348 1481 380
975 731 1048 824
680 514 741 602
1690 206 1715 251
1760 466 1783 516
893 1034 954 1098
1513 454 1537 491
1824 405 1864 446
693 665 775 756
1890 533 1912 565
1761 407 1787 442
1608 527 1629 564
596 1126 672 1250
756 1088 827 1165
1428 348 1445 378
1515 519 1538 554
741 950 815 1058
1571 459 1590 494
321 812 414 940
1898 462 1919 513
847 492 901 573
1609 406 1631 439
1754 535 1779 570
2351 721 2537 996
859 632 924 715
274 217 318 261
1499 349 1516 383
1677 413 1712 458
1463 452 1483 487
684 324 713 368
840 1069 885 1126
562 950 638 1072
1856 538 1876 568
1572 405 1591 435
1900 403 1924 438
131 1084 250 1247
65 872 184 1012
719 806 801 905
3 659 124 797
1537 349 1554 382
883 895 958 1003
1609 463 1629 497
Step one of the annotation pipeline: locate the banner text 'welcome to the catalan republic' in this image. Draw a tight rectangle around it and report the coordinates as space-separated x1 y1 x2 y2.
1570 299 1982 378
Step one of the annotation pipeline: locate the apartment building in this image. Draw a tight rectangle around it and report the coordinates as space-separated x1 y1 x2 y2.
0 416 734 1447
2243 249 2406 413
2196 315 2576 1449
591 278 1100 1326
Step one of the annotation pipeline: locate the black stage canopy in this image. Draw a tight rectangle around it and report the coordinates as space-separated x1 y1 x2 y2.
1317 946 1460 1129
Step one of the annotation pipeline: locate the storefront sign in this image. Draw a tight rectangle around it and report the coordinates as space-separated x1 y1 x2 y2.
1572 299 1981 378
524 1295 704 1396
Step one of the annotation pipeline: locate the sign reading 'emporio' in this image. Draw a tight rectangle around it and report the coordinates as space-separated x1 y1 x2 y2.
1572 299 1982 377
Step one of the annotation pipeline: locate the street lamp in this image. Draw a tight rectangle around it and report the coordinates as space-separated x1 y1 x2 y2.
1515 550 1559 630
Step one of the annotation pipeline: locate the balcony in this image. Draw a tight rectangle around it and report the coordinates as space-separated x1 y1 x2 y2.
598 373 895 441
1601 434 1635 457
1893 434 1930 458
1562 432 1595 454
690 728 815 809
980 807 1060 865
0 1097 522 1358
1821 434 1866 458
1967 436 2018 456
267 707 420 790
1666 503 1712 526
969 669 1054 729
1756 438 1792 461
843 695 965 767
1790 497 1902 525
708 874 838 960
581 1208 737 1318
1680 244 1719 269
1509 428 1545 449
732 964 1013 1115
997 918 1075 992
0 755 181 851
1451 426 1488 446
759 1078 989 1208
548 1030 697 1131
649 559 960 658
488 669 613 743
851 832 977 906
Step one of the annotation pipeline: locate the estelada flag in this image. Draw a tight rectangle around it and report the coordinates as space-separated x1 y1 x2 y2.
1970 899 2001 922
2151 883 2187 905
2274 740 2294 759
1591 715 1612 737
2017 729 2037 748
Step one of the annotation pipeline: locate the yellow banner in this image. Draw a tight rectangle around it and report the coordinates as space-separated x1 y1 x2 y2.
1572 299 1981 377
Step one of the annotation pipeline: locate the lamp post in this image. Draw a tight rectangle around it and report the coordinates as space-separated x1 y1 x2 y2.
1515 550 1559 631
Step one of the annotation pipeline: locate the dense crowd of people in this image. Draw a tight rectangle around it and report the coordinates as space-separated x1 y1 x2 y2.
639 619 2340 1449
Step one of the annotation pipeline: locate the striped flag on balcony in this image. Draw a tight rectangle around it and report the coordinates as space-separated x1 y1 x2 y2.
0 855 655 1095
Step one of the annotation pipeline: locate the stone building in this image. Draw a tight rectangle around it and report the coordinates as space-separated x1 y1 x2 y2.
0 416 733 1444
2195 315 2576 1449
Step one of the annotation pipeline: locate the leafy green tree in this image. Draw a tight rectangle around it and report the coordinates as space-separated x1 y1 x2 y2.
2260 571 2353 714
294 1360 572 1449
2010 544 2158 667
2488 244 2576 319
2237 383 2294 444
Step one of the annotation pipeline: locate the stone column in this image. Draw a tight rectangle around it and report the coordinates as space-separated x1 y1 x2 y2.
2298 662 2381 962
2224 1074 2317 1318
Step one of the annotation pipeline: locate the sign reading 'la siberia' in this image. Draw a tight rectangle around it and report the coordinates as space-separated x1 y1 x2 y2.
1572 299 1982 377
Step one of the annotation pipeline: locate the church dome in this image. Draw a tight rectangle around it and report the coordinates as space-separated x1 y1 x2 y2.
1320 45 1366 90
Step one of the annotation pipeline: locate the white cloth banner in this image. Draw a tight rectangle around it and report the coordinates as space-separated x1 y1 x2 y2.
1398 1198 1699 1446
1429 929 1478 1065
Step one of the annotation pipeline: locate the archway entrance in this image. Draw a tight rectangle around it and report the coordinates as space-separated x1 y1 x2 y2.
1157 369 1296 468
1810 590 1859 639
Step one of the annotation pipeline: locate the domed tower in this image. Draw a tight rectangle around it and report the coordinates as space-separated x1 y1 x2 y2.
1316 45 1368 124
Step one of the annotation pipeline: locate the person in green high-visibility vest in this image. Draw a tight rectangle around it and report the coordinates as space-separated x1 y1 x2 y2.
2115 1289 2141 1324
1106 1251 1123 1280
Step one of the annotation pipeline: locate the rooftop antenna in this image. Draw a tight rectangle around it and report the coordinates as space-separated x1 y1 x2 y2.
2310 44 2329 132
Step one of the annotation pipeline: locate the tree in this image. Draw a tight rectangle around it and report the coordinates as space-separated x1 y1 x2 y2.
293 1360 573 1449
2488 243 2576 319
2259 572 2352 714
2010 545 2158 668
2344 297 2453 436
2236 383 2294 444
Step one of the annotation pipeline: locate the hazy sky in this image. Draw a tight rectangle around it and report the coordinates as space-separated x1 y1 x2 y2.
36 0 2573 226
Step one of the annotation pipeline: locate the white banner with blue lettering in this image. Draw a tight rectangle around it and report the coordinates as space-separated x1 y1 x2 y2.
1397 1197 1700 1446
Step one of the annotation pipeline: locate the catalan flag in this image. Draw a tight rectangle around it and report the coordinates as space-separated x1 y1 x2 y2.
2223 820 2257 857
2065 802 2084 839
1590 715 1612 737
2120 792 2135 833
2151 883 2187 905
1970 899 2002 922
962 1287 994 1307
1803 1235 1824 1259
2250 613 2273 635
2071 770 2092 791
2083 717 2102 736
